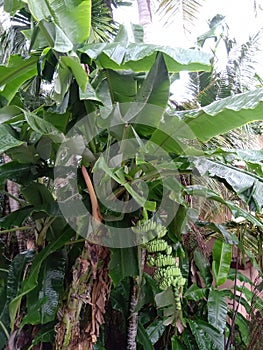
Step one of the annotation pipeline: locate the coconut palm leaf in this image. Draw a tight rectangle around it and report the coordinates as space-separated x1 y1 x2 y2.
0 7 31 63
181 23 263 110
219 30 263 95
90 0 118 42
156 0 206 35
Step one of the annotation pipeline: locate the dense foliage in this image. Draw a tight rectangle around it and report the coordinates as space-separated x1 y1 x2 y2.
1 1 263 349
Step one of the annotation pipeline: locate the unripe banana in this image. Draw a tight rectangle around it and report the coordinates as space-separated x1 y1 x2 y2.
154 254 176 267
133 219 185 312
146 239 168 252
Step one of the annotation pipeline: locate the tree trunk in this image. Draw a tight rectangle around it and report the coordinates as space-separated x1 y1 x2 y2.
55 167 111 350
136 0 152 43
3 154 26 253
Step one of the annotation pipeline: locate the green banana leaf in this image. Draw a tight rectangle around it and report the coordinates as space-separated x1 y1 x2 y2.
184 88 263 141
79 43 212 73
188 319 224 350
207 289 227 333
212 239 232 287
0 124 23 154
21 250 67 325
109 247 139 286
9 227 74 330
28 0 91 46
0 55 38 105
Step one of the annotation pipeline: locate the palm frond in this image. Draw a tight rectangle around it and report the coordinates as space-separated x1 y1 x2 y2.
0 7 31 63
90 0 118 42
181 22 263 110
216 29 262 93
226 30 263 92
156 0 205 35
188 70 220 106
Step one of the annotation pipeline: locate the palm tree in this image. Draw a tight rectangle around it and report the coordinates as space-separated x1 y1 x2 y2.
136 0 207 44
157 0 205 36
136 0 152 42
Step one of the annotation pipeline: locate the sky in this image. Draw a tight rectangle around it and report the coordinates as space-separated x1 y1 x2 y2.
114 0 263 47
114 0 263 100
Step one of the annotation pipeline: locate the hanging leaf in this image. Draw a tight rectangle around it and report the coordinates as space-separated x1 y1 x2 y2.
21 250 67 325
105 69 137 103
136 273 159 312
53 63 71 104
109 247 139 286
42 111 70 133
145 318 166 345
25 112 65 143
170 205 190 239
212 239 232 287
184 283 207 302
38 20 74 52
199 222 239 245
6 250 35 302
194 249 213 287
207 289 227 333
234 313 249 347
0 55 38 105
22 182 59 216
79 82 102 102
137 320 155 350
194 157 263 212
60 56 88 92
227 269 254 285
0 125 23 153
236 285 263 311
124 53 170 133
146 115 203 156
184 88 263 141
94 156 156 211
0 206 33 229
188 319 224 350
186 185 263 228
0 161 39 187
155 288 177 326
9 227 74 330
0 105 23 124
134 53 169 108
80 42 212 72
28 0 91 46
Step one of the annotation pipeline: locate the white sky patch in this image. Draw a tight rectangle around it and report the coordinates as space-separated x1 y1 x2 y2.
0 7 10 32
114 0 263 101
114 0 263 46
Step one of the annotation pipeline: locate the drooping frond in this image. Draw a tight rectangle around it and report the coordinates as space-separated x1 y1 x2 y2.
180 18 263 110
186 70 218 107
156 0 205 35
223 30 263 93
0 7 30 63
89 0 118 42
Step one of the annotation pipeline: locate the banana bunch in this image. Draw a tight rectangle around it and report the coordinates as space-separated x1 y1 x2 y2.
132 220 186 311
132 220 167 240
